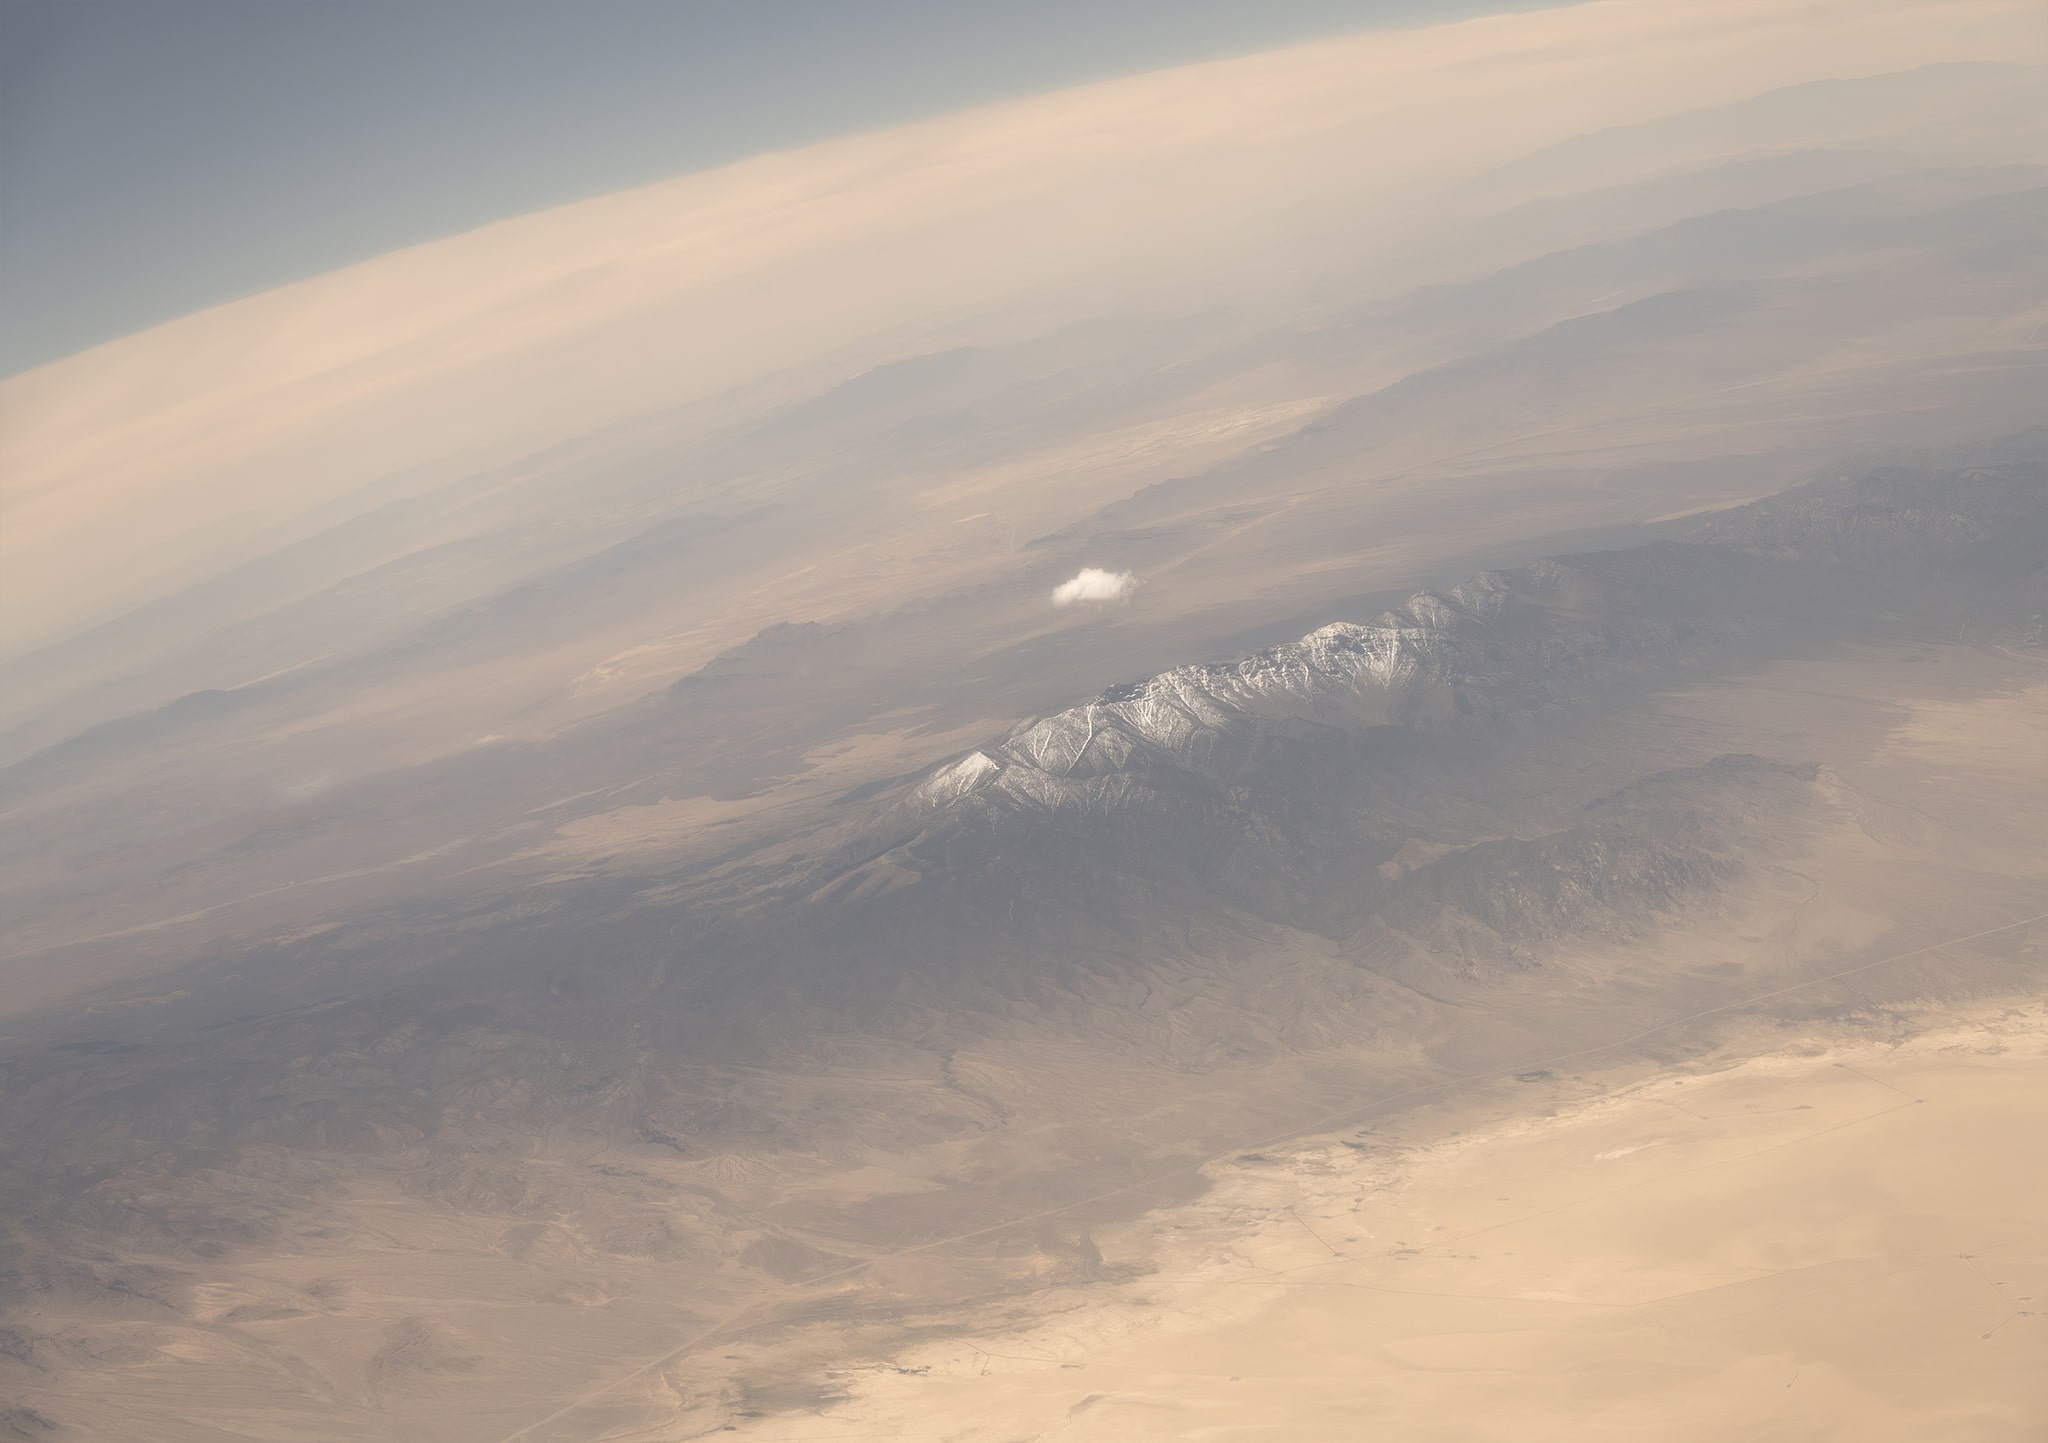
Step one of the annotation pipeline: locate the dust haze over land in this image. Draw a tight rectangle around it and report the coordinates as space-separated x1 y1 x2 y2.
3 2 2048 1439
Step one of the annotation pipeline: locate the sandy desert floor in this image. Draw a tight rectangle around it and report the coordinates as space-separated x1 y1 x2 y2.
727 996 2048 1443
12 644 2047 1443
680 644 2048 1443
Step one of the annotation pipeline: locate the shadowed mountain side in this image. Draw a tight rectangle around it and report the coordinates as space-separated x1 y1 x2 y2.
4 435 2041 1008
2 436 2045 1441
8 438 2043 1099
809 438 2046 919
13 164 2041 929
3 163 2040 981
0 747 1831 1308
1354 755 1820 974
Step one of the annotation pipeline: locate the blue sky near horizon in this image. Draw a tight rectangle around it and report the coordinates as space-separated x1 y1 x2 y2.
0 0 1564 375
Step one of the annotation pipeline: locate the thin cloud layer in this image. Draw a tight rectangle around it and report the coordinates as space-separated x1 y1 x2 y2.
1 0 2039 654
1051 568 1137 607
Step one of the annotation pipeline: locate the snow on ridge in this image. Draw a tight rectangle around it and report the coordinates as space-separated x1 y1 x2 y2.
909 567 1542 817
910 750 1003 807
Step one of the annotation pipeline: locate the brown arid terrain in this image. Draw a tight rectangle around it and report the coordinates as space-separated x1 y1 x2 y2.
750 998 2048 1443
4 446 2047 1441
527 643 2048 1443
5 53 2046 1013
3 10 2047 1438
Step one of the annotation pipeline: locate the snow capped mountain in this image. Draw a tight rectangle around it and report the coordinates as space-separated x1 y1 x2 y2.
900 561 1606 825
745 441 2048 940
895 441 2048 840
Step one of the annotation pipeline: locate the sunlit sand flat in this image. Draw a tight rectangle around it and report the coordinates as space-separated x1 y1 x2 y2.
7 4 2048 1438
746 1003 2048 1441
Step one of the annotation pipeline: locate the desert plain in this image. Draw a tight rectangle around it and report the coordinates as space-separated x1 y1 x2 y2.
696 643 2048 1442
4 11 2047 1439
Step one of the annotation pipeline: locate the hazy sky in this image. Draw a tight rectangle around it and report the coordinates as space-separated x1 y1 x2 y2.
0 0 1565 375
9 0 2038 660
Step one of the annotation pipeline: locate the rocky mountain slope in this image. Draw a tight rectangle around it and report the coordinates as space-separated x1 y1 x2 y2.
781 437 2043 955
1 436 2043 1441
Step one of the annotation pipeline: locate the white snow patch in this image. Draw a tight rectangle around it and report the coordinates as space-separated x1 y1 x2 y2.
914 750 1003 807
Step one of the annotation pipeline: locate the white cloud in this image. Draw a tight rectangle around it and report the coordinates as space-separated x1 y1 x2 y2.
1051 567 1137 607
